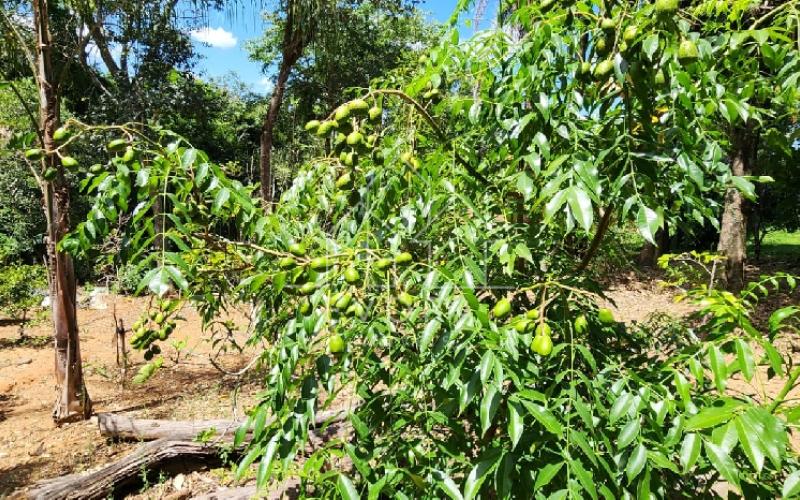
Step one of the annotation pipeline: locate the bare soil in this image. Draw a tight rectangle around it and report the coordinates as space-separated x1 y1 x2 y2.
1 261 798 498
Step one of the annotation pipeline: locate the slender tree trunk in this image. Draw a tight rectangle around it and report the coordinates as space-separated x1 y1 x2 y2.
259 9 306 207
33 0 91 423
638 225 669 267
717 126 759 293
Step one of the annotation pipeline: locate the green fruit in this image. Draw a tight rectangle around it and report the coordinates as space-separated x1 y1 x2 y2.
400 151 413 164
600 17 616 31
422 89 440 100
53 126 71 142
513 319 530 333
531 335 553 356
526 309 540 320
655 0 679 15
339 151 349 164
89 164 103 174
344 267 360 284
25 148 45 161
375 258 393 270
540 0 556 10
107 138 127 152
397 291 415 308
578 61 591 76
346 303 365 318
121 147 135 163
309 257 332 271
372 150 385 165
678 39 699 64
598 308 615 324
316 121 335 136
654 69 666 85
348 99 369 113
43 167 57 181
595 37 610 56
61 156 79 169
305 120 321 132
492 298 512 319
535 323 552 337
574 314 589 333
154 313 165 324
623 25 638 43
288 243 307 256
328 334 345 353
334 105 350 122
395 252 413 265
346 131 364 146
299 299 312 315
335 172 354 190
335 292 353 310
299 282 316 295
279 257 297 269
594 59 614 79
368 106 382 121
344 152 358 167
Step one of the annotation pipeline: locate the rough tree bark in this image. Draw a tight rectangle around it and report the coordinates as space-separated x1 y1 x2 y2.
33 0 91 423
259 6 307 206
717 126 759 293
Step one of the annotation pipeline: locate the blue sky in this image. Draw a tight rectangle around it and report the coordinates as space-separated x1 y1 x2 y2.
188 0 478 94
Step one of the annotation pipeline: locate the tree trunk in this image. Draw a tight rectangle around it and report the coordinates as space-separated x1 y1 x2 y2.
259 10 306 206
33 0 91 423
717 126 759 293
638 226 669 267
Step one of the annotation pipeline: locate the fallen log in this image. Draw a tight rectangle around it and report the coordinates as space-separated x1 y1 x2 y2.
25 439 226 500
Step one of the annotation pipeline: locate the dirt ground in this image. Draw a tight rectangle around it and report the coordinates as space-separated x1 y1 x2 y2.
0 261 798 498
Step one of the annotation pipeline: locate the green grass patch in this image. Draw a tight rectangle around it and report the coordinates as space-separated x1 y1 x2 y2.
751 230 800 260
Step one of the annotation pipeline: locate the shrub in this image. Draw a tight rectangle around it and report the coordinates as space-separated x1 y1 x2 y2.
0 263 47 335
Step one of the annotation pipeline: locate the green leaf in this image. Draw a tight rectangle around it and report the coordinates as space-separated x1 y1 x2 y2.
256 437 279 489
735 415 765 474
337 474 360 500
685 401 741 430
643 34 659 60
533 461 563 489
708 344 727 391
508 401 524 450
516 173 535 201
569 459 597 500
783 471 800 498
680 433 702 473
636 205 661 245
704 440 740 491
735 339 755 382
567 186 593 232
617 419 640 450
731 176 756 201
464 458 496 500
625 443 647 483
521 401 562 436
213 187 231 212
480 386 500 436
235 445 262 480
419 318 441 354
434 471 464 500
609 391 632 425
479 350 495 384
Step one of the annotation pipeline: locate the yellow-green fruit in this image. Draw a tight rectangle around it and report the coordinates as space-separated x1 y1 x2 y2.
397 291 415 308
89 164 103 174
122 147 135 163
368 106 382 121
578 61 591 76
316 121 335 136
328 334 345 353
299 282 316 295
61 156 79 169
309 257 332 271
598 308 615 324
334 105 350 122
594 59 614 78
535 323 552 337
305 120 321 132
288 243 306 256
335 292 353 311
595 37 610 56
655 0 678 15
43 167 57 181
400 151 413 164
623 25 638 43
299 299 312 315
526 309 540 320
53 126 71 142
600 17 616 31
678 39 699 64
531 334 553 356
346 303 365 318
25 148 45 161
335 172 353 190
375 258 393 270
540 0 556 9
107 138 127 152
348 98 369 113
155 312 165 324
409 157 421 169
395 252 413 265
346 131 364 145
513 319 530 333
422 89 440 100
492 298 512 319
279 257 297 269
339 151 349 163
344 267 360 284
344 152 358 167
574 314 589 333
654 69 666 85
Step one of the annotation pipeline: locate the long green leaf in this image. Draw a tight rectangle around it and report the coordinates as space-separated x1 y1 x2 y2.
337 474 360 500
680 433 702 473
704 440 740 491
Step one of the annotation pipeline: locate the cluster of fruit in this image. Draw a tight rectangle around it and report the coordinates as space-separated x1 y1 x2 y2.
492 297 617 357
130 300 178 360
278 242 416 354
575 0 698 83
23 125 135 180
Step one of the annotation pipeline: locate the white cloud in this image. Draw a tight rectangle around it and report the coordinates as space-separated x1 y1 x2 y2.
259 77 275 94
190 27 238 49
